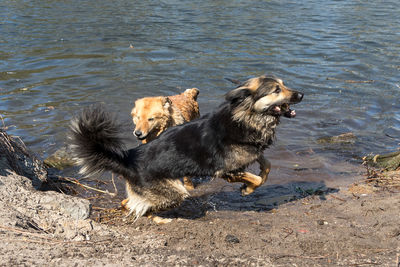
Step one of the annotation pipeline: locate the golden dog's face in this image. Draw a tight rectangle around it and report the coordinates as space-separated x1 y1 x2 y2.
131 97 171 140
226 75 303 118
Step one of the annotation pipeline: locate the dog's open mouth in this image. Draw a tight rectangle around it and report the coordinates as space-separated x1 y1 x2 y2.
272 103 296 118
137 135 147 141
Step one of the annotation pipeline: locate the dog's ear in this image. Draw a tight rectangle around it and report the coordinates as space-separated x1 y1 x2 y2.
162 97 172 109
225 88 251 105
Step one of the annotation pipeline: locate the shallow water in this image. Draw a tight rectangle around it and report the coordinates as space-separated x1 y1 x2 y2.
1 0 399 187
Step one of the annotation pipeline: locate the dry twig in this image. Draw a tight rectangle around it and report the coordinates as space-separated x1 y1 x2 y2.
330 195 346 202
0 225 55 241
57 175 118 196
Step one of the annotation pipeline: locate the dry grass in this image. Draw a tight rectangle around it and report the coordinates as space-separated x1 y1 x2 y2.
362 158 400 191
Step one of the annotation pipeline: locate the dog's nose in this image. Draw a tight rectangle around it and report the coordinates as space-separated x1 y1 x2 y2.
296 92 304 101
134 130 142 137
292 92 304 103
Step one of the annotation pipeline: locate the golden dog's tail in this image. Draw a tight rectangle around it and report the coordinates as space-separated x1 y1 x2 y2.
69 105 137 179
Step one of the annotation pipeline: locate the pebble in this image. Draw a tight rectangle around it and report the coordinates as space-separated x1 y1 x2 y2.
317 219 328 225
225 234 240 244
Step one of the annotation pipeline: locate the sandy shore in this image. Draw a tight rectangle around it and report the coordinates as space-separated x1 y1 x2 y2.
1 170 399 266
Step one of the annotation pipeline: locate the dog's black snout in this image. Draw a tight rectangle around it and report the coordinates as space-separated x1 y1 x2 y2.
134 130 142 137
291 91 304 103
296 92 304 101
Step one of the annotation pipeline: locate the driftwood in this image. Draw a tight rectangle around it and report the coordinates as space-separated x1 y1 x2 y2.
0 127 96 240
363 151 400 171
0 128 47 188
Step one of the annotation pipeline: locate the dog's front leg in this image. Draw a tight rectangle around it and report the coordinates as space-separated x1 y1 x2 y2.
220 172 263 196
257 155 271 186
221 156 271 196
240 155 271 195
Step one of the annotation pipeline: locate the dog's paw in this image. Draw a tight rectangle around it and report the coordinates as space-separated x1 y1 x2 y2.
121 198 129 210
240 184 255 196
184 184 195 191
149 215 173 224
183 177 195 190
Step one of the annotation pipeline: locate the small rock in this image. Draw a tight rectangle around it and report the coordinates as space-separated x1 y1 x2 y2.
225 234 240 244
73 234 86 242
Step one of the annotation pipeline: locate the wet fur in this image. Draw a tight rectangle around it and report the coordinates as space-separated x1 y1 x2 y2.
70 75 303 220
131 88 200 144
131 88 200 191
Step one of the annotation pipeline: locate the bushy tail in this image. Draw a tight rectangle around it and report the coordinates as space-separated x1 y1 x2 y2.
69 105 135 178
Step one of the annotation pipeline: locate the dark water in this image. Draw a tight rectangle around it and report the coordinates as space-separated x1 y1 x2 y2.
1 0 399 186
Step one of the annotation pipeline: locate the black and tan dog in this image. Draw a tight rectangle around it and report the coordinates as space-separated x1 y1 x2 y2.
70 75 303 223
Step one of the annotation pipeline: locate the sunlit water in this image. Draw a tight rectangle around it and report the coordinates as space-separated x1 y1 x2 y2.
1 0 399 190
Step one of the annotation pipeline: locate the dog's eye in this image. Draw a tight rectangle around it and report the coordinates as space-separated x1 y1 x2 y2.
148 118 154 121
274 86 281 94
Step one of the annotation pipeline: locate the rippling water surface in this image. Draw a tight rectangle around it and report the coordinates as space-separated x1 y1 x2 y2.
1 0 399 184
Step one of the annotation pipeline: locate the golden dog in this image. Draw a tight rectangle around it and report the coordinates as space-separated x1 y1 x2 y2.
131 88 200 192
131 88 200 144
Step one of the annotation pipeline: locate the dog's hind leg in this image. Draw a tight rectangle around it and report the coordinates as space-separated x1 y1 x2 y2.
125 179 189 224
183 176 194 190
122 198 172 224
123 184 162 224
124 182 154 220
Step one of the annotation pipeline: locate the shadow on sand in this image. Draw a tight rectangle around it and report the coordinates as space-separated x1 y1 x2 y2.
158 180 338 220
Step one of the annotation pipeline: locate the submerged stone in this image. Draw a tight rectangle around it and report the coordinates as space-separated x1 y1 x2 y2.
317 132 356 144
44 146 76 170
